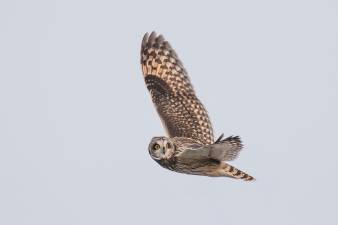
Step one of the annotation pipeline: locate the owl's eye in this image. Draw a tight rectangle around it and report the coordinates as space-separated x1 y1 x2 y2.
166 143 172 149
153 143 160 150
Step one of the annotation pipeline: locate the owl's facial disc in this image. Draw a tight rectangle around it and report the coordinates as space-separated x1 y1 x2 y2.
148 137 175 161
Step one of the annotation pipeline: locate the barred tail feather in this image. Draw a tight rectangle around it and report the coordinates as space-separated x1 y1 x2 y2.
221 163 255 181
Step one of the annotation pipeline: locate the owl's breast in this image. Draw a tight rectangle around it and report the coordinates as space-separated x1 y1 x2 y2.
155 157 177 171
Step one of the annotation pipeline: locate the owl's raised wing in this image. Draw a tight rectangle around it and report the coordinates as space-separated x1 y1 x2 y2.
141 32 214 145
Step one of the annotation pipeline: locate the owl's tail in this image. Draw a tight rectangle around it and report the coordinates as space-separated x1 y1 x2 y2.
219 162 255 181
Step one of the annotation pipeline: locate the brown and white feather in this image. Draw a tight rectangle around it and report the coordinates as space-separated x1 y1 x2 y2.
143 32 255 181
141 32 214 144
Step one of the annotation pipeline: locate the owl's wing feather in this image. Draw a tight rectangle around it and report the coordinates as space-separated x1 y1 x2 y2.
178 135 243 161
209 135 243 161
141 32 214 145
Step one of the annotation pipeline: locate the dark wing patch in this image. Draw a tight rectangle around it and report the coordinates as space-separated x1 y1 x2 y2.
141 32 214 145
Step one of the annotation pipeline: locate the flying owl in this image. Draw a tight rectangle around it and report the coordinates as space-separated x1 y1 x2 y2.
141 31 255 181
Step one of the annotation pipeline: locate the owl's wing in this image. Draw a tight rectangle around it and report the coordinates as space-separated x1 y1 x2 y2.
141 32 214 145
178 136 243 161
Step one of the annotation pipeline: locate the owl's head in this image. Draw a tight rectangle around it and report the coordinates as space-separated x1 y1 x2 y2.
148 137 175 161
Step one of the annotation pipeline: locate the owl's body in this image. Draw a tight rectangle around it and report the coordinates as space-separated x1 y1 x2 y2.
149 136 254 181
141 32 255 181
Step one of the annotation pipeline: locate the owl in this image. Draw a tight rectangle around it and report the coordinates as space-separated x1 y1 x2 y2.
141 32 255 181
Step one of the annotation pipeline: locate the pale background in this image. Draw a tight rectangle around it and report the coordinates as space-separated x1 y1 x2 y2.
0 0 337 224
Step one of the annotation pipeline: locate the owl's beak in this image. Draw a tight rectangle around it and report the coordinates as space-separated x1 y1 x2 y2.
161 148 166 156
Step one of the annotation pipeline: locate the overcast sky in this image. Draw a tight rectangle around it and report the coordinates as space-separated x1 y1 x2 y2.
0 0 337 224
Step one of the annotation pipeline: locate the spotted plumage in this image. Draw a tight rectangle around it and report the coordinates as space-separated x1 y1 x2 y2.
141 32 255 181
141 32 213 145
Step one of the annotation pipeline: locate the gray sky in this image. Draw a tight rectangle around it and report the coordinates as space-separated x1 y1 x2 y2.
1 0 337 224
